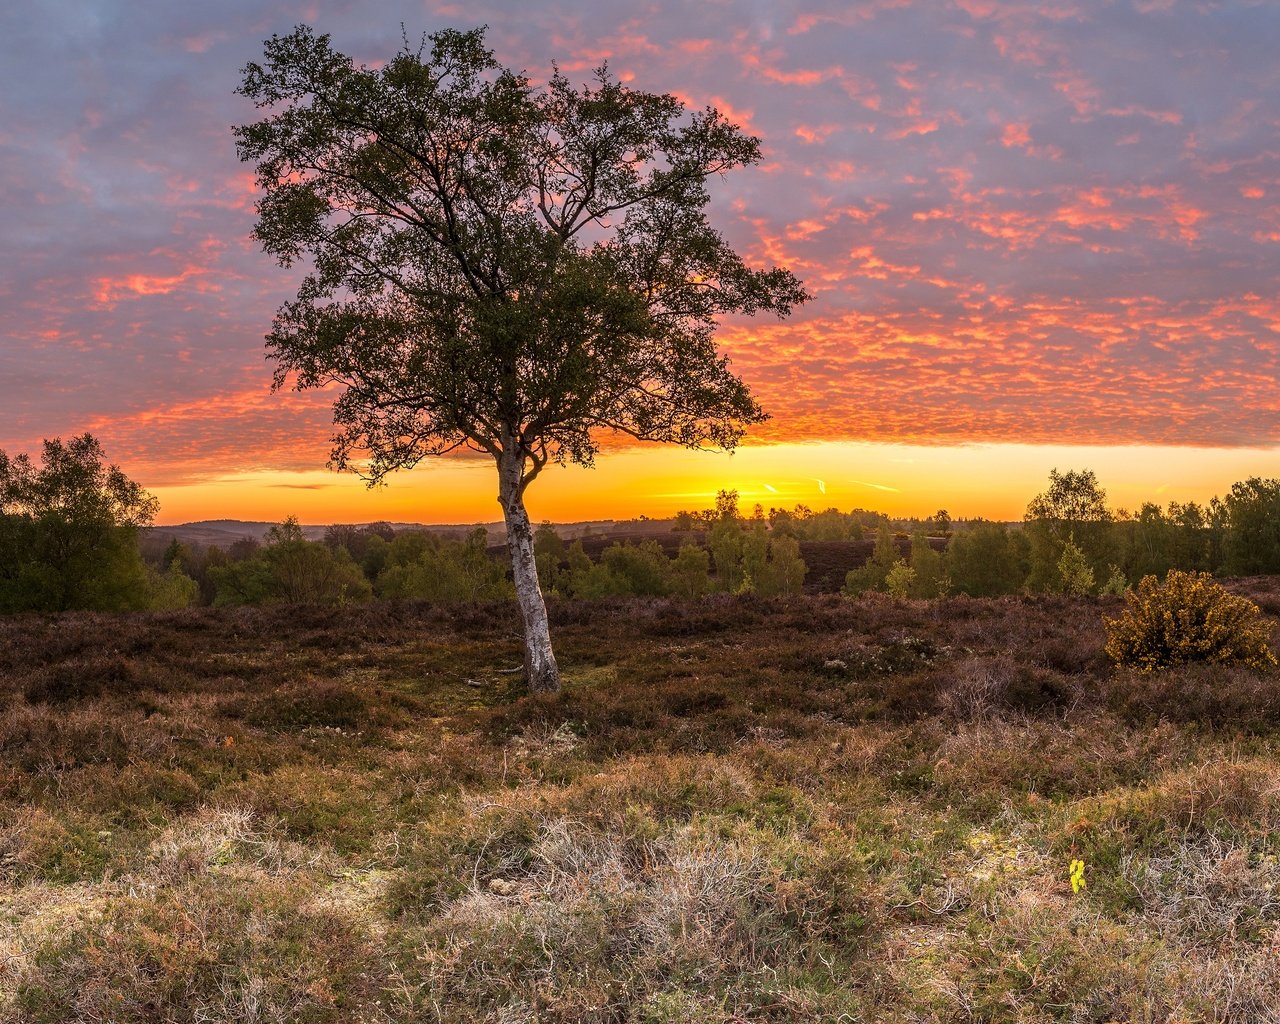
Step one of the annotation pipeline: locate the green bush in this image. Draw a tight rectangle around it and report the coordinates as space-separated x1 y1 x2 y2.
1104 570 1277 672
885 560 915 599
376 528 511 603
1058 536 1095 596
945 522 1028 597
843 524 898 596
670 542 712 598
601 541 672 596
145 560 200 610
213 518 373 607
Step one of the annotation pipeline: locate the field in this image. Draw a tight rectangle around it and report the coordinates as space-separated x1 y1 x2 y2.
4 586 1280 1022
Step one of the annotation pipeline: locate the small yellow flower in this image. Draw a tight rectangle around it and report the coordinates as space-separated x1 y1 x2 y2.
1069 858 1086 894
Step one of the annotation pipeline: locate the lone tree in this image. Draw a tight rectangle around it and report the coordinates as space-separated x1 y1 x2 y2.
235 26 808 693
0 435 158 612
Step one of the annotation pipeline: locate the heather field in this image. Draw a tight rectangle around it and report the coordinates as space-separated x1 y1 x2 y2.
5 587 1280 1022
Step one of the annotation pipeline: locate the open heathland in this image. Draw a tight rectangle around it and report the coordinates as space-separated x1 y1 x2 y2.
5 585 1280 1021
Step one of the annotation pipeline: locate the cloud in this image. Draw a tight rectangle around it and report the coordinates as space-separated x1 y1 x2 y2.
1 0 1279 491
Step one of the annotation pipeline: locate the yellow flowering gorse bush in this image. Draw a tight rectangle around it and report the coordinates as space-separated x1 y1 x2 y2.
1104 570 1277 672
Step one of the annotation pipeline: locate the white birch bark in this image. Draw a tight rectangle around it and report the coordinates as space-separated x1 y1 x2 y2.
498 452 561 694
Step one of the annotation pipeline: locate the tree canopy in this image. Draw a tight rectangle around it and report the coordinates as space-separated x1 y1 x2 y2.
0 435 158 612
1025 468 1110 527
235 25 806 482
235 25 808 691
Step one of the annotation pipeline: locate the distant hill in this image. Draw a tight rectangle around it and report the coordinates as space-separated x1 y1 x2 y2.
146 520 488 548
144 517 675 550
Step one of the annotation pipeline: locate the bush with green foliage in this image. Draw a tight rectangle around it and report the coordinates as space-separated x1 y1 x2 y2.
885 560 916 599
566 560 630 599
1099 565 1128 597
670 542 712 598
377 528 512 603
945 522 1029 597
534 524 568 594
144 560 200 610
843 524 899 596
1057 536 1096 596
908 529 946 597
212 518 373 607
1104 570 1277 672
602 540 672 596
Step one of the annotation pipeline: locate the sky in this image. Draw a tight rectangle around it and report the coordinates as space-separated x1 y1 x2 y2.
2 0 1279 525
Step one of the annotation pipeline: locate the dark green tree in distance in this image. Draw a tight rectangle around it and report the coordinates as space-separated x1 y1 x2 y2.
945 522 1029 597
0 435 158 612
1128 502 1176 580
235 26 808 693
1220 478 1280 576
1166 501 1212 574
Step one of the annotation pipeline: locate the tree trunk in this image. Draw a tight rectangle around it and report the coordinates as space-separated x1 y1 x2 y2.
497 453 561 694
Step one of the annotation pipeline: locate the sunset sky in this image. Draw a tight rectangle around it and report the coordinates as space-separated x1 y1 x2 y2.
3 0 1279 525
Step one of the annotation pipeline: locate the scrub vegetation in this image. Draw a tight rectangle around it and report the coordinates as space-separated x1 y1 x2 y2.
4 585 1280 1021
7 441 1280 1018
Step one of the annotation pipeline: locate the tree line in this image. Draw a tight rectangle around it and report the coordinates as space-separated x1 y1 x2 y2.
841 468 1280 599
6 438 1280 614
0 436 812 612
159 513 807 609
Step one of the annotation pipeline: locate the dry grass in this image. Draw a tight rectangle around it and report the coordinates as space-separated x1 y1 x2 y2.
2 588 1280 1020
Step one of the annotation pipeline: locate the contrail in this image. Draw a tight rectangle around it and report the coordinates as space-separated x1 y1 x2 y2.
816 479 826 494
852 479 900 493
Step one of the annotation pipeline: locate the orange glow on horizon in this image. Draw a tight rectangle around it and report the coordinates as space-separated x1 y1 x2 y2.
146 441 1280 527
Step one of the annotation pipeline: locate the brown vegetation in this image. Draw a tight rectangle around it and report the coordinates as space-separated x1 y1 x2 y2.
3 584 1280 1020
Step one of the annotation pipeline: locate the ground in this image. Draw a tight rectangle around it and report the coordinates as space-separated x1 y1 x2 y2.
4 585 1280 1022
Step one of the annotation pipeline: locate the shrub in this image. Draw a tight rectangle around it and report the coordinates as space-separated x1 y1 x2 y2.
1099 565 1127 597
213 525 374 607
670 542 712 598
377 528 512 603
885 560 915 599
843 524 898 596
602 540 672 596
945 521 1028 597
908 529 945 597
1058 536 1095 596
145 559 200 610
1104 570 1277 672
